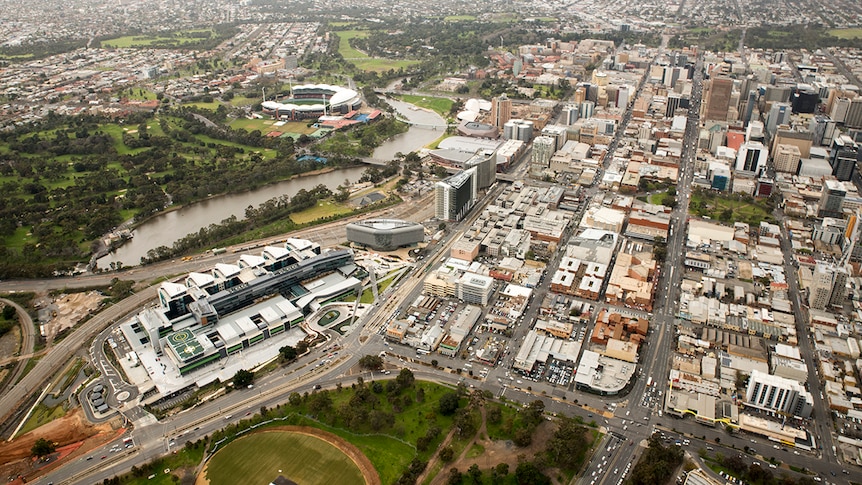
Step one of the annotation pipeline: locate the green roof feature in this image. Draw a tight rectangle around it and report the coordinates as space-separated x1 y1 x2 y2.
167 328 204 362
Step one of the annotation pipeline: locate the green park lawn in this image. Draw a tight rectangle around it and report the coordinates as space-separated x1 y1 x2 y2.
396 94 454 116
204 432 364 485
229 118 317 136
689 189 775 226
289 200 353 224
444 15 477 21
101 29 215 48
828 28 862 39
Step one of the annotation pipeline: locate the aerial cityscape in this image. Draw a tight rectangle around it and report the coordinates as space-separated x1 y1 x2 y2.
2 0 862 484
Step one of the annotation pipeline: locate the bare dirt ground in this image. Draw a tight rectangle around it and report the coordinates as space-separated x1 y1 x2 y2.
0 408 119 483
195 425 381 485
43 291 104 343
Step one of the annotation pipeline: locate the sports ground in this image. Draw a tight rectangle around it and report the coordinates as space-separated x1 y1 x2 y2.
198 426 379 485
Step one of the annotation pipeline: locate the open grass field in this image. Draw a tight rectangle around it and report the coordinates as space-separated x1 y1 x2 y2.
444 15 476 21
289 200 353 224
183 100 222 111
204 431 365 485
829 28 862 39
335 30 419 73
396 95 454 116
101 29 216 48
229 118 317 136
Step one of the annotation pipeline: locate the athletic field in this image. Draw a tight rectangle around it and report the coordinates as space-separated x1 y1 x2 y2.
203 429 371 485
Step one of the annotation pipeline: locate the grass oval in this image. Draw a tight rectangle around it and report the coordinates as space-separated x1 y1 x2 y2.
204 431 365 485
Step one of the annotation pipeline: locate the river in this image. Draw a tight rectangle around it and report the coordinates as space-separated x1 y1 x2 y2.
98 99 447 268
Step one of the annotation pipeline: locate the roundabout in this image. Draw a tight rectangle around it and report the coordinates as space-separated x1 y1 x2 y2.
198 426 379 485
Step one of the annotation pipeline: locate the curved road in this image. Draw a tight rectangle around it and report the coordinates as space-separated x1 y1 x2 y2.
0 299 36 395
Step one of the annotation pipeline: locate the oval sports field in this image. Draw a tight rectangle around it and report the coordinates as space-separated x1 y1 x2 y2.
197 426 380 485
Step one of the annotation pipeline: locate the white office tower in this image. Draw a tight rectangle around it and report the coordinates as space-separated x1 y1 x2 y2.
530 136 556 177
617 85 630 109
734 141 768 175
745 369 813 418
745 120 764 141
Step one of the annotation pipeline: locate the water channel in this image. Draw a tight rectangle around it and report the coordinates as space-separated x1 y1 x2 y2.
99 98 447 267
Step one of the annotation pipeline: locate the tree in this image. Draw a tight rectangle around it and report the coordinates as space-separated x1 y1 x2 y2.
438 391 460 415
358 354 384 370
431 359 439 368
295 340 309 354
467 464 482 484
440 446 455 462
2 304 16 320
279 345 297 362
233 369 254 388
32 438 56 457
288 392 302 406
447 467 463 485
514 461 550 485
396 368 415 389
495 463 509 477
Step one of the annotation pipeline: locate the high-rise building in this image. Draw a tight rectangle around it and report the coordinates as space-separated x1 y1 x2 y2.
704 77 733 121
745 369 813 418
818 178 847 218
531 136 556 177
810 115 837 146
541 125 568 151
830 264 850 307
580 100 595 119
773 144 801 174
490 94 512 128
742 90 757 127
435 168 478 221
734 141 768 174
846 97 862 129
791 88 819 114
464 151 497 190
562 104 579 125
810 263 836 310
829 135 861 182
766 102 792 136
830 97 851 123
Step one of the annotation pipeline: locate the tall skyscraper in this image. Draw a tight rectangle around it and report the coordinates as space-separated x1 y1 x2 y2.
435 168 478 221
742 90 757 127
704 77 733 121
766 102 792 137
818 178 847 218
829 135 861 182
490 95 512 128
846 98 862 129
